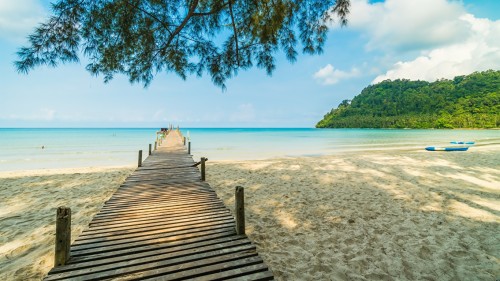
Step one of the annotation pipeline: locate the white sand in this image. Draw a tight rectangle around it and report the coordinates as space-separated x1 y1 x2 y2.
208 145 500 280
1 143 499 280
0 166 133 280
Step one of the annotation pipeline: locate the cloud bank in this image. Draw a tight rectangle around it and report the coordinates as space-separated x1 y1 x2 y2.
317 0 500 84
373 13 500 83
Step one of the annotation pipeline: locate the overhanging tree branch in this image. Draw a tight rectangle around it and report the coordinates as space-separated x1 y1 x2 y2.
15 0 351 89
228 0 239 66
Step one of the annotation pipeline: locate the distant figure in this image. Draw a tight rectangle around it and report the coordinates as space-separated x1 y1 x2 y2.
41 145 45 149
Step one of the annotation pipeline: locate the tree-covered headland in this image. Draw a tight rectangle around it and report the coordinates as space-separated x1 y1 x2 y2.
316 70 500 129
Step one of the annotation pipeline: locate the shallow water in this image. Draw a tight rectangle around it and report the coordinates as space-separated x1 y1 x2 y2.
0 128 498 171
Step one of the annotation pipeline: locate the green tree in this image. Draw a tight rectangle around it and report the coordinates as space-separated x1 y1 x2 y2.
15 0 350 89
316 70 500 129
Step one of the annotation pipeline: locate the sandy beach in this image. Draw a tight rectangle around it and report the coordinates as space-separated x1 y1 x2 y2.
1 144 499 280
0 166 134 280
208 144 500 280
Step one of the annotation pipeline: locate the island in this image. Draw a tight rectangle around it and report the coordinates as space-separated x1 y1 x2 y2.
317 70 499 129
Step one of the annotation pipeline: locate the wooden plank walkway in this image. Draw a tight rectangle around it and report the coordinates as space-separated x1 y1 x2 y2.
44 130 273 280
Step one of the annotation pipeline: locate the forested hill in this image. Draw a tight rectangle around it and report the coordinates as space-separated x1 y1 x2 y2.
316 70 499 129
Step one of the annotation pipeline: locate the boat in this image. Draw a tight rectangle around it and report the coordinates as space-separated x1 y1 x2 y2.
450 141 475 145
425 146 469 151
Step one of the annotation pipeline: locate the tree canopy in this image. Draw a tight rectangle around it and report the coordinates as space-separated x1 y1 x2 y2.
15 0 350 89
316 70 500 129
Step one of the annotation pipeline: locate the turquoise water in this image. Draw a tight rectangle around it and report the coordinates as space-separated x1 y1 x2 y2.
0 128 157 171
0 128 498 171
185 128 500 161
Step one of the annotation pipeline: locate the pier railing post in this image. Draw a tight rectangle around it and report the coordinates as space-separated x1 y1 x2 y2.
183 137 186 146
149 144 152 155
138 150 142 167
235 186 245 235
55 207 71 267
188 141 191 155
201 157 206 181
154 141 157 151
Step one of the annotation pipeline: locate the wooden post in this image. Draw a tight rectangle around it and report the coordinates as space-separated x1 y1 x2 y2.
154 141 157 151
183 137 186 146
235 186 245 235
149 144 152 155
188 141 191 155
55 207 71 267
138 150 142 167
201 157 206 181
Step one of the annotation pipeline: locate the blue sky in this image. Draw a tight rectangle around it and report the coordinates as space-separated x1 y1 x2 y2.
0 0 499 128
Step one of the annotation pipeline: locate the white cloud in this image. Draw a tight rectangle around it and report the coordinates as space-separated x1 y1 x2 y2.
313 64 360 85
0 0 46 42
348 0 468 52
338 0 500 83
374 14 500 83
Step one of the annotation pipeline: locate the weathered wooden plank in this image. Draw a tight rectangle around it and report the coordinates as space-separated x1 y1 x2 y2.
104 195 218 206
79 214 233 241
70 223 237 255
69 228 237 264
88 206 229 227
71 218 236 248
85 209 231 231
97 200 222 215
106 192 217 201
51 233 245 272
86 210 231 230
46 244 257 280
93 202 223 218
48 240 254 279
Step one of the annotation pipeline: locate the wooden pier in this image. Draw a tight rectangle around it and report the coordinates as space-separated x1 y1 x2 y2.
44 130 273 280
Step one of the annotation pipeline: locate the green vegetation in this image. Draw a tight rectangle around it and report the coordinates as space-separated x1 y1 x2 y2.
16 0 350 89
316 70 500 129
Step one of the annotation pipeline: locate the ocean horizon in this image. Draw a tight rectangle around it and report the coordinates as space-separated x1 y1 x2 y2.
0 128 498 172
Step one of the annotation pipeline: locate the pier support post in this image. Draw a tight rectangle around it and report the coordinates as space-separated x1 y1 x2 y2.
201 157 206 181
138 150 142 167
149 144 152 155
154 141 157 151
235 186 245 235
55 207 71 267
188 141 191 155
183 137 186 146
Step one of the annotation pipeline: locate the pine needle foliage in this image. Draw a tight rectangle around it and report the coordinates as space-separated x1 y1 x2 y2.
16 0 350 89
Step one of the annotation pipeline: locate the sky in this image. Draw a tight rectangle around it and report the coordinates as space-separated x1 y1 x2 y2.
0 0 499 128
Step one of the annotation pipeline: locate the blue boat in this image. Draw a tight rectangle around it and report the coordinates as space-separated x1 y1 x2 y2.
450 141 475 145
425 146 469 151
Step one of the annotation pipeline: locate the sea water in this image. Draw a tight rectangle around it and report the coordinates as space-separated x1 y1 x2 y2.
0 128 498 171
185 128 500 161
0 128 157 171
